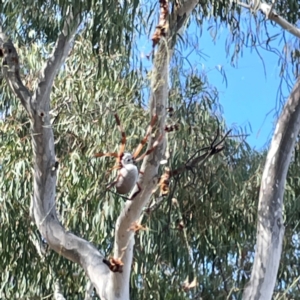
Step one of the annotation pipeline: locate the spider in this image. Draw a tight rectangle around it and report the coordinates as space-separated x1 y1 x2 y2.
94 113 163 200
157 127 232 196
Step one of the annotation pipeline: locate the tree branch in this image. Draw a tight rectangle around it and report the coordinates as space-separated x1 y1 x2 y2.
177 0 198 18
34 8 80 108
109 0 199 298
0 32 31 113
262 4 300 39
243 77 300 299
156 128 231 197
54 281 66 300
237 1 300 39
1 9 111 299
84 280 94 300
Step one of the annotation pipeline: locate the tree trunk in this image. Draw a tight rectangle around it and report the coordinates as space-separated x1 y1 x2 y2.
0 1 199 299
243 77 300 299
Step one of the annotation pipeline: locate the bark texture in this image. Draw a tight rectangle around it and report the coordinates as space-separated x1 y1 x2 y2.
236 2 300 299
109 1 199 298
243 78 300 299
0 1 199 299
0 13 110 299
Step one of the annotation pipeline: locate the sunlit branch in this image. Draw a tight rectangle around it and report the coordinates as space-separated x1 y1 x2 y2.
236 1 300 39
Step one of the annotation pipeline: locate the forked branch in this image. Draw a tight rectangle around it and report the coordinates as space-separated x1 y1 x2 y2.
0 10 112 299
35 8 81 108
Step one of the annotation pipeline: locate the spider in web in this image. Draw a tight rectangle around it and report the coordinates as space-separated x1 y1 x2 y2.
94 113 163 200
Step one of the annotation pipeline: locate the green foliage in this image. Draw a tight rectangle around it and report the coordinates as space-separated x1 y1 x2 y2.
1 0 144 77
2 1 300 299
0 31 262 298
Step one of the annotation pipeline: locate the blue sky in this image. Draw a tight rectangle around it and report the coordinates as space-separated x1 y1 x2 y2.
138 8 295 151
198 24 286 151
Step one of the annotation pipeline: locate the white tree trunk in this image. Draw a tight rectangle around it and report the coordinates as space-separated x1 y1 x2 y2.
106 0 199 298
236 2 300 299
0 1 199 299
0 11 110 299
243 78 300 299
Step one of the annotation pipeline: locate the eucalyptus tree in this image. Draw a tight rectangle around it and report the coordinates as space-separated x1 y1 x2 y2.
0 1 247 299
226 1 300 299
2 0 300 299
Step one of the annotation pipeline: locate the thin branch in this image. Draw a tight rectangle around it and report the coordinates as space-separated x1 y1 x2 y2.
1 9 112 299
84 281 94 300
157 128 232 197
216 258 230 296
0 32 31 113
34 8 80 108
186 129 232 169
236 1 300 39
146 195 165 213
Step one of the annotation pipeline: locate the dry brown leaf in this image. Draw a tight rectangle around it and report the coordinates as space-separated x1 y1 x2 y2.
128 221 147 232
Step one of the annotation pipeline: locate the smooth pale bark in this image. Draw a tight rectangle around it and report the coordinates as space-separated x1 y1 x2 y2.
259 3 300 39
0 1 199 299
243 78 300 299
236 1 300 39
236 2 300 299
54 281 66 300
108 1 199 299
0 12 110 299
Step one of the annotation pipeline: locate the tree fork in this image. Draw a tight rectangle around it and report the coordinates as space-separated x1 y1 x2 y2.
0 11 111 299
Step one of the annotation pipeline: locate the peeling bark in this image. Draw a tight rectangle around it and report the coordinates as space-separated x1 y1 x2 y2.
0 1 199 299
107 0 199 299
